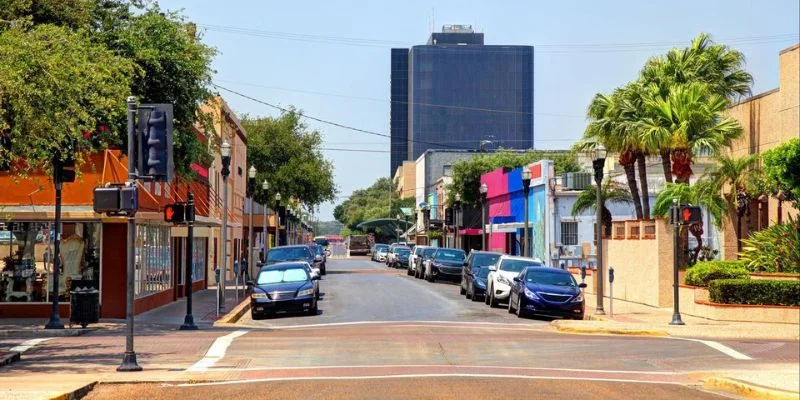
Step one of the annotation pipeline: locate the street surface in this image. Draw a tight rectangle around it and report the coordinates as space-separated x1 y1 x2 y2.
4 257 798 399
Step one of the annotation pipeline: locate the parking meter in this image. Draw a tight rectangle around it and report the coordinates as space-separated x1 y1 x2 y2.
609 267 615 283
608 266 615 317
580 265 587 283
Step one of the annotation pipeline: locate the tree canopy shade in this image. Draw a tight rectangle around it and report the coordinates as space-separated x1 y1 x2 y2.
446 150 581 207
0 23 134 172
243 111 337 209
760 138 800 208
571 180 633 235
333 177 415 234
0 0 217 178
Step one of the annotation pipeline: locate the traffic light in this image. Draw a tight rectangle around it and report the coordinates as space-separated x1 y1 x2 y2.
444 208 453 225
53 153 76 184
137 104 173 182
93 186 138 215
681 205 702 224
164 203 186 224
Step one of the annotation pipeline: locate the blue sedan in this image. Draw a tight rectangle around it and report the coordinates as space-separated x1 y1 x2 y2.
248 262 320 319
508 267 587 320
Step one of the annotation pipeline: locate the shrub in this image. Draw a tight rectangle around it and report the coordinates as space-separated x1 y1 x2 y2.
684 260 750 287
739 215 800 273
709 279 800 306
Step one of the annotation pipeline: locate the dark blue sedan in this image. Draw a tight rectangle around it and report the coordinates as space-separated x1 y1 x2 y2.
508 267 587 320
464 266 491 302
248 262 319 319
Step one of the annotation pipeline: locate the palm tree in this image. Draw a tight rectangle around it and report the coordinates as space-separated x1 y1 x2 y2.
583 88 645 220
638 82 743 184
572 180 634 236
706 153 759 251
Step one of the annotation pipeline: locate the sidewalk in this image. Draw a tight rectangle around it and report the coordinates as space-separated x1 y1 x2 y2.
0 288 247 400
551 292 800 341
551 293 800 398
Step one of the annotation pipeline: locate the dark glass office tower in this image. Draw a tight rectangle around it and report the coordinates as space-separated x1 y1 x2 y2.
389 25 534 176
390 48 409 176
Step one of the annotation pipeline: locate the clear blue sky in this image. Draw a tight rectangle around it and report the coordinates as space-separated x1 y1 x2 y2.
158 0 799 220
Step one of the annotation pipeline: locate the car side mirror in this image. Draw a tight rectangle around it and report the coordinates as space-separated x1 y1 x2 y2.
314 255 323 261
513 276 521 282
246 280 254 287
311 275 320 281
578 283 587 289
488 266 496 271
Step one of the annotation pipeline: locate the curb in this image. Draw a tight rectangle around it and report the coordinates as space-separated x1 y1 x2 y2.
0 351 21 367
550 320 669 337
47 381 97 400
213 299 251 327
703 377 800 400
0 328 90 338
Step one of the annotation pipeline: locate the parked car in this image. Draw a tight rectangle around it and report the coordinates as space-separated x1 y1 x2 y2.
424 248 466 282
248 262 319 319
308 243 327 275
385 243 409 267
372 244 389 262
408 245 430 276
486 256 544 308
460 251 502 296
508 266 587 320
266 245 323 276
414 247 438 279
391 247 412 269
464 265 492 301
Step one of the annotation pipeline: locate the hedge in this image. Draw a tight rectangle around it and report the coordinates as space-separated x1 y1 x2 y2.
684 260 750 287
709 279 800 306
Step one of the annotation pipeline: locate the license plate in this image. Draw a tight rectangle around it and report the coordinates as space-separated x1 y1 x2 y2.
303 303 310 307
256 307 264 311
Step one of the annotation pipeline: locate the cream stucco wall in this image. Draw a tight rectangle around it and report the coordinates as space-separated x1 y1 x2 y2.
394 161 416 200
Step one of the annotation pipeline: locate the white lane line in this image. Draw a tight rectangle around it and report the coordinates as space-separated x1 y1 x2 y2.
9 338 52 353
175 373 685 387
253 320 544 330
186 330 249 372
198 364 681 375
678 338 753 360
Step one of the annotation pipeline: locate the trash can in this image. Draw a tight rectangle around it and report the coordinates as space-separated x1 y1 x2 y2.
70 287 99 328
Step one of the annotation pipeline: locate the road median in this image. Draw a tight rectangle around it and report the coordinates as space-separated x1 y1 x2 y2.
550 320 669 337
703 376 800 400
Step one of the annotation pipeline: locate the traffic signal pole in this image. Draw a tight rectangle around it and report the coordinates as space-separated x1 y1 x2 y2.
118 97 142 371
180 193 198 330
670 199 685 325
44 159 64 329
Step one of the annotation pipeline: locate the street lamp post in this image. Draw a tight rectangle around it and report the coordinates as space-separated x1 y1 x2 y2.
179 193 198 331
592 144 607 315
247 166 256 281
480 183 488 251
396 213 403 243
262 180 269 264
454 194 461 250
522 168 532 257
219 141 231 313
275 192 282 246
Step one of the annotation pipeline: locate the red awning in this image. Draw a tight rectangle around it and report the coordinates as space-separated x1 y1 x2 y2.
458 228 483 235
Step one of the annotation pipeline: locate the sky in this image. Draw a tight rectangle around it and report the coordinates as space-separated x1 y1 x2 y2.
158 0 799 221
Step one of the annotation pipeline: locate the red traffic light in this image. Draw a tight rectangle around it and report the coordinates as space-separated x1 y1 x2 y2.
681 206 702 224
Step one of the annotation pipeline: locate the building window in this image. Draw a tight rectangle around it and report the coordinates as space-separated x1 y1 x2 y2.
0 221 100 303
443 165 453 176
561 221 578 246
135 223 172 297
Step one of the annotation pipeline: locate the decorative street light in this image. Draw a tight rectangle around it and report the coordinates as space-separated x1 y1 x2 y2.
396 213 402 243
275 192 282 246
247 166 256 281
262 180 269 264
521 167 532 257
479 183 488 251
591 143 607 316
219 140 231 313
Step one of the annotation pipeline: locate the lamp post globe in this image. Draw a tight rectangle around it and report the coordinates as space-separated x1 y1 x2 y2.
221 140 231 158
521 168 532 257
479 183 488 251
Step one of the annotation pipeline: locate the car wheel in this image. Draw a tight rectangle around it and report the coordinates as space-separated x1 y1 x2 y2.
508 295 515 313
466 286 472 300
307 302 318 316
574 313 585 320
489 292 499 308
471 290 481 302
516 298 526 318
321 265 326 275
250 310 262 320
485 286 491 305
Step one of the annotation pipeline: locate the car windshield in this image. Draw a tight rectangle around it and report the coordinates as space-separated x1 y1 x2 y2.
314 238 329 247
397 248 411 255
268 247 311 262
472 253 500 267
526 270 577 287
257 268 309 284
423 248 437 258
435 249 466 260
475 267 491 279
376 244 389 251
500 259 543 273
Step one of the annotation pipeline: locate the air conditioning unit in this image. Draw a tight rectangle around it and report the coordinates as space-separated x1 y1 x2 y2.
563 172 592 190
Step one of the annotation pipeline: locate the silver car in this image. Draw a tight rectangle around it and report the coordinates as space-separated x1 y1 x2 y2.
407 245 430 276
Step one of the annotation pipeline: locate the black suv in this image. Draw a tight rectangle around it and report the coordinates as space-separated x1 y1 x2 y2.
460 251 502 295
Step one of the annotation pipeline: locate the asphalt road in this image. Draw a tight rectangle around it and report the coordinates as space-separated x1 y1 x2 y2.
75 257 798 399
238 256 542 327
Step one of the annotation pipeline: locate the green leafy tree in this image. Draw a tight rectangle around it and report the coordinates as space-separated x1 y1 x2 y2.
705 153 759 250
571 180 633 235
447 150 580 207
243 111 337 209
739 215 800 273
761 138 800 209
333 177 414 241
0 24 134 172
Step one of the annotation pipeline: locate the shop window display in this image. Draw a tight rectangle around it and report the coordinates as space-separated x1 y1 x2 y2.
0 221 100 303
